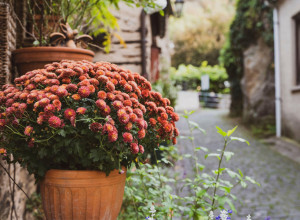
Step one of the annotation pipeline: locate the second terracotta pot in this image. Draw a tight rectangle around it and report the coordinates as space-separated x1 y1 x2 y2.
40 168 126 220
13 47 95 76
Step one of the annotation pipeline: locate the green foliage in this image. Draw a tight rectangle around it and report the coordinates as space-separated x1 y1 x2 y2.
26 0 158 49
120 111 259 219
220 0 278 116
170 0 235 67
170 62 229 93
26 193 44 220
152 79 178 107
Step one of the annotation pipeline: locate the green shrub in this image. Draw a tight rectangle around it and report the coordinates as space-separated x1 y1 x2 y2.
170 62 229 93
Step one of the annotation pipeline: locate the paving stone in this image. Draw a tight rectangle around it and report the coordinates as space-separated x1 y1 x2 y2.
174 109 300 220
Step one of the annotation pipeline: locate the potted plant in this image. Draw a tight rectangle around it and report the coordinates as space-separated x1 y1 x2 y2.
0 60 179 219
12 0 159 76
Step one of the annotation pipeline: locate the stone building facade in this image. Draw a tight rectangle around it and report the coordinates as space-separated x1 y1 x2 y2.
276 0 300 141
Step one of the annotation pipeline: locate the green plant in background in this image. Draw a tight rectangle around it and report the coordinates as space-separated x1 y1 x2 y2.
26 193 44 220
169 0 235 67
24 0 158 51
170 61 229 93
152 79 178 107
119 111 259 219
220 0 278 116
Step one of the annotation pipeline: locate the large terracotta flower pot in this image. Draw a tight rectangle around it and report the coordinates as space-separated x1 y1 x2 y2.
40 168 126 220
12 47 95 76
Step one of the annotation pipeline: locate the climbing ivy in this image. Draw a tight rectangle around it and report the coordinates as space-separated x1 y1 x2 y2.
220 0 278 116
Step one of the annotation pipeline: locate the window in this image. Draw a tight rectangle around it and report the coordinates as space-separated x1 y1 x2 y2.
293 12 300 85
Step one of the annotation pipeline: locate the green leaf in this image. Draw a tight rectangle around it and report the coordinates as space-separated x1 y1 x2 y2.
224 151 234 161
238 169 243 177
58 129 66 137
205 153 220 160
195 146 208 152
241 181 247 188
227 126 237 137
245 176 260 186
216 126 227 137
226 169 239 178
230 137 250 145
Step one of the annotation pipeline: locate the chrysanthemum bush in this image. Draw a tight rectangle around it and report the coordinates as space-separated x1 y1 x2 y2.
0 60 179 179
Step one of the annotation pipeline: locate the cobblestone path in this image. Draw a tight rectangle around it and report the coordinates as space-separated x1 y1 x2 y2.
175 109 300 220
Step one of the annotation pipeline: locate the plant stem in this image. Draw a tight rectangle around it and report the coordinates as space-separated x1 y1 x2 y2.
211 138 227 210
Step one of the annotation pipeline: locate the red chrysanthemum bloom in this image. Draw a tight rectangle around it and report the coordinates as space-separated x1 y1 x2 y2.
125 122 133 131
174 127 180 136
123 132 133 143
111 78 118 85
139 145 144 154
124 84 132 92
66 84 78 92
171 113 180 122
129 113 138 123
0 148 7 155
161 112 168 120
56 87 68 97
130 93 138 99
39 98 50 107
64 108 76 120
136 118 145 129
149 118 157 126
138 129 146 139
18 103 27 111
72 94 81 101
97 91 107 100
24 126 33 136
141 89 150 98
172 137 177 145
130 143 139 154
119 113 129 124
96 99 106 110
89 78 99 86
113 100 123 109
104 123 114 133
48 116 62 128
123 100 132 107
76 107 87 115
53 99 62 111
88 85 95 94
78 86 91 98
133 109 143 118
102 105 111 116
107 92 115 101
0 119 6 128
106 81 115 92
108 131 118 142
44 104 55 113
164 123 173 133
89 122 102 132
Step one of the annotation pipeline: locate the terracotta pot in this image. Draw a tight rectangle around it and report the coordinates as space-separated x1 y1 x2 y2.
40 168 126 220
13 47 95 76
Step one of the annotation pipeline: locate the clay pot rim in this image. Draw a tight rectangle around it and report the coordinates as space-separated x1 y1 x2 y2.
45 168 126 179
13 46 95 56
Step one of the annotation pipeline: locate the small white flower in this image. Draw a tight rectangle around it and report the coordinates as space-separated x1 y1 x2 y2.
149 205 156 214
247 214 252 220
220 209 228 220
209 211 214 220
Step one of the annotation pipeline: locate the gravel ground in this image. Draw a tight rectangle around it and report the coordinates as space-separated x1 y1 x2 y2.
174 109 300 220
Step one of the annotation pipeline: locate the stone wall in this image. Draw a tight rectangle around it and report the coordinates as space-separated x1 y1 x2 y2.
0 1 37 219
0 160 36 220
241 38 275 123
